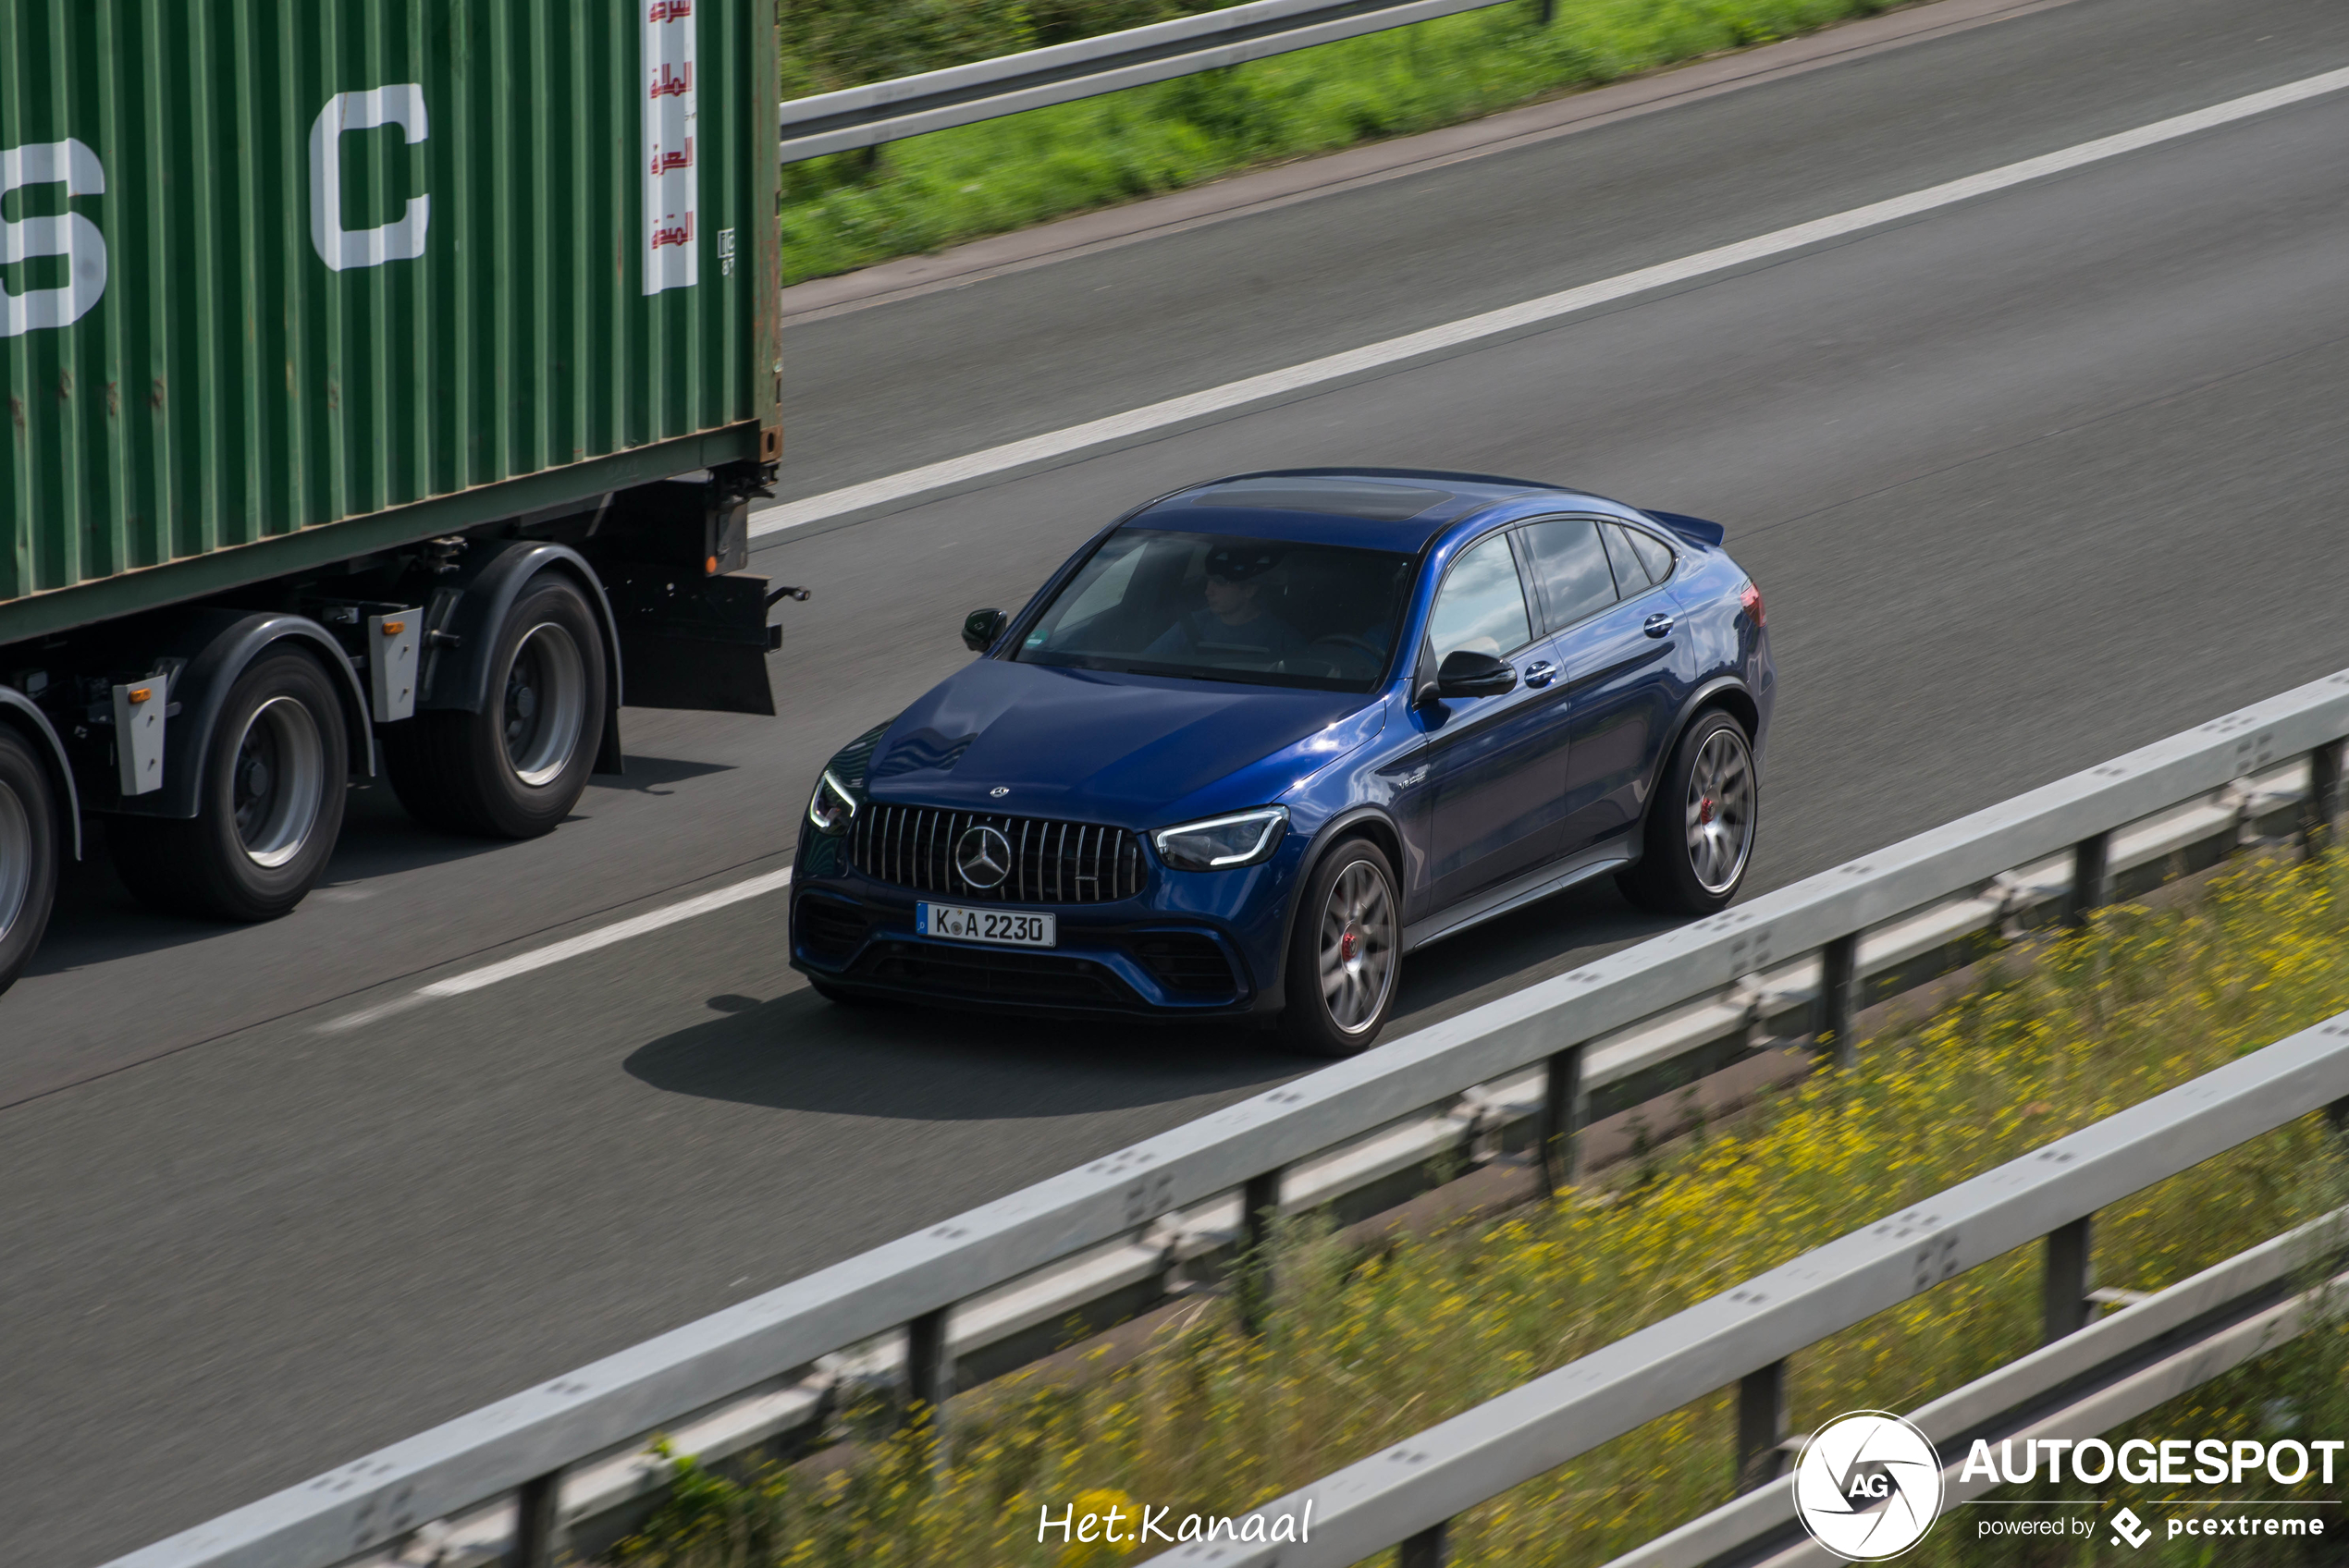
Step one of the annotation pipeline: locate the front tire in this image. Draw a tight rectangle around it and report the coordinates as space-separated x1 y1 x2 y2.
385 575 607 839
1617 709 1757 917
0 726 62 994
1280 838 1401 1056
111 649 349 922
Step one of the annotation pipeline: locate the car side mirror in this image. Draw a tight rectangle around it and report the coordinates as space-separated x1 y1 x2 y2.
1434 648 1517 699
962 607 1007 652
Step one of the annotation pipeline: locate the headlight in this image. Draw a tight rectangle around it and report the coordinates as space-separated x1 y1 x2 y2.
806 768 860 836
1152 806 1288 870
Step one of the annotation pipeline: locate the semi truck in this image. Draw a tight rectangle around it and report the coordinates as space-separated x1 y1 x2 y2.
0 0 786 994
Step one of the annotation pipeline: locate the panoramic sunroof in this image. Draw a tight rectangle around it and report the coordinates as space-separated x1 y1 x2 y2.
1187 477 1454 521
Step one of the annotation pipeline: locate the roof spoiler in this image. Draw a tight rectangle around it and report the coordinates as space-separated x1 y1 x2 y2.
1643 509 1726 547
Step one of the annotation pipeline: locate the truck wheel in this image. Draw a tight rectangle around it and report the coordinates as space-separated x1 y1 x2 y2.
112 649 349 922
0 726 62 995
385 575 607 839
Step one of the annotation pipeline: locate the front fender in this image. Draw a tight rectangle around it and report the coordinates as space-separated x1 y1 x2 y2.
1265 802 1409 1015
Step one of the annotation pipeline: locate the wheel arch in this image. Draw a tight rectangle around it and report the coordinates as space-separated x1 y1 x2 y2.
115 612 374 821
1644 676 1760 809
416 542 625 775
0 686 80 858
1266 804 1407 1013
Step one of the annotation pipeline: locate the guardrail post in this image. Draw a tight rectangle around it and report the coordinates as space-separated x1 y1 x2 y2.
2042 1216 2094 1342
1538 1044 1587 1195
2064 831 2111 929
1817 933 1860 1071
905 1306 953 1463
1735 1360 1789 1489
2308 741 2343 861
1236 1168 1283 1334
1399 1519 1450 1567
511 1469 561 1568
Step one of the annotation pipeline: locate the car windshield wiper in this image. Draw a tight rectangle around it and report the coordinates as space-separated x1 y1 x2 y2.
1112 663 1270 685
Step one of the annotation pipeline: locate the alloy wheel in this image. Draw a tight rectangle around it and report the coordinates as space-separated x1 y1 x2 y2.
1684 725 1755 894
1318 860 1396 1035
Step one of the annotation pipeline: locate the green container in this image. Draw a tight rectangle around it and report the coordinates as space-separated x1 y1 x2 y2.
0 0 781 642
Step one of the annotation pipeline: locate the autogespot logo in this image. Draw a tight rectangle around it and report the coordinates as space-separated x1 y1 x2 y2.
1793 1411 1946 1561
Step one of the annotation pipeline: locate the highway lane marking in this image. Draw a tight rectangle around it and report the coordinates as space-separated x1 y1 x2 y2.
749 64 2349 539
315 866 794 1033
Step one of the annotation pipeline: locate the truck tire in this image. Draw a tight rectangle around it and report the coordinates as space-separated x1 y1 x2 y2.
384 574 607 839
111 648 349 922
0 725 62 996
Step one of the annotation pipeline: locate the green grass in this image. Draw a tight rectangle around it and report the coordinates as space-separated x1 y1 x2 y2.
778 0 1907 285
610 850 2349 1566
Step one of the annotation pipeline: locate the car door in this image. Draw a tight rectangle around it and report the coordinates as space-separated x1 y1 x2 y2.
1412 528 1568 915
1533 518 1689 855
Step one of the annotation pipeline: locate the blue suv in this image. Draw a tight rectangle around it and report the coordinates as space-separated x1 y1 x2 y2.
792 470 1774 1053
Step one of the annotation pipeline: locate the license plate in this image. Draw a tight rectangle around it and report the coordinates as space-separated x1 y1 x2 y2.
917 902 1057 948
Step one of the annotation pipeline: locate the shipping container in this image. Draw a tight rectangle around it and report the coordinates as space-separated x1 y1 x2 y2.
0 0 789 992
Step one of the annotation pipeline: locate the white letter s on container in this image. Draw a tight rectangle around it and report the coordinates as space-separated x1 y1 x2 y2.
1 139 105 337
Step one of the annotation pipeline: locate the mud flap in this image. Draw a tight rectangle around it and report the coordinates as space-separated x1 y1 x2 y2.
602 568 780 716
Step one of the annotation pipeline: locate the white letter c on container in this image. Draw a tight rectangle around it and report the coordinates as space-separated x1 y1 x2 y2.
310 85 428 271
0 139 106 337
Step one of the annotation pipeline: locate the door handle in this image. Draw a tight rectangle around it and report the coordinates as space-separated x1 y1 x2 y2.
1643 613 1674 639
1522 659 1557 688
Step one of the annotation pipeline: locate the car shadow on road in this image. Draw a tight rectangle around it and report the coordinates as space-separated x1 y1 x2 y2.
624 989 1304 1121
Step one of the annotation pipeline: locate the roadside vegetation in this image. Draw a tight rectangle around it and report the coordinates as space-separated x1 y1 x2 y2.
611 848 2349 1566
778 0 1910 285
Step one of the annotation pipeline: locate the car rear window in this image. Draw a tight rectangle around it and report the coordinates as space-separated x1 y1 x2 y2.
1015 529 1415 692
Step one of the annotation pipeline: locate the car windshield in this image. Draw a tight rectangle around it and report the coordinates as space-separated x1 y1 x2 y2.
1013 529 1416 692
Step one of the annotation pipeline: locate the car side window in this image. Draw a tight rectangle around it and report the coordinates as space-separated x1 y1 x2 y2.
1426 532 1533 664
1625 524 1675 585
1600 522 1654 595
1518 517 1618 631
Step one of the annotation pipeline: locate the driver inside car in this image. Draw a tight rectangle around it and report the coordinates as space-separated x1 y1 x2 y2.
1143 544 1308 664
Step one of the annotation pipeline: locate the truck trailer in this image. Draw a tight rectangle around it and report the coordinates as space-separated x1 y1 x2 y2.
0 0 786 994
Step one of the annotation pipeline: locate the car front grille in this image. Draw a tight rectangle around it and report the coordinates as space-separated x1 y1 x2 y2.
850 803 1146 903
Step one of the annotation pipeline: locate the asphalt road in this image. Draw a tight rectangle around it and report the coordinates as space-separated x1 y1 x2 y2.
11 0 2349 1560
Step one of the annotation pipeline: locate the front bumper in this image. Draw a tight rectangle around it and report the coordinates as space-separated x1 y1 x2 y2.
789 827 1298 1019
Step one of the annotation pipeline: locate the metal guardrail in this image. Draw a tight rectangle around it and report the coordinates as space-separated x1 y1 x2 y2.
777 0 1518 162
1608 1211 2349 1568
112 668 2349 1568
1137 1011 2349 1566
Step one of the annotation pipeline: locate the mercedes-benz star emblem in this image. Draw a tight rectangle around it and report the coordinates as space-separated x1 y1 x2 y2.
955 825 1014 889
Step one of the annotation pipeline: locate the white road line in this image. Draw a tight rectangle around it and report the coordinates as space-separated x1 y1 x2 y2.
316 866 794 1032
750 65 2349 541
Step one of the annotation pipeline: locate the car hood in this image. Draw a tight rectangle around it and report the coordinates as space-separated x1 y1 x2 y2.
863 658 1381 827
